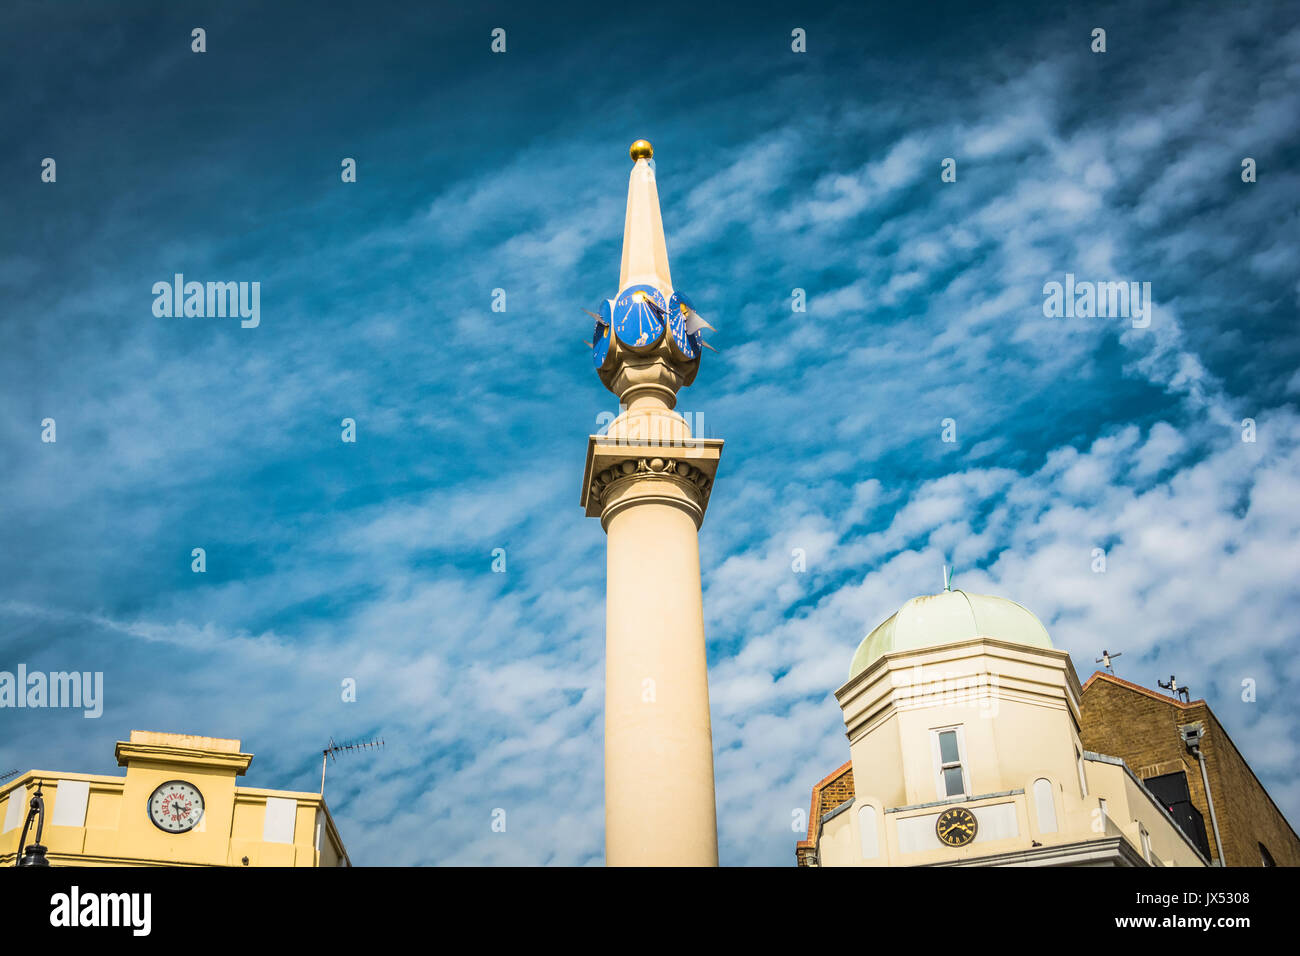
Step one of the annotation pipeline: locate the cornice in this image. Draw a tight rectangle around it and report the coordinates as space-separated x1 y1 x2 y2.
114 741 253 775
836 637 1083 742
582 435 724 527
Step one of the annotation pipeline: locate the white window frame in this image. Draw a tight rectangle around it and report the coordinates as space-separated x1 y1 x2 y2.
930 725 971 800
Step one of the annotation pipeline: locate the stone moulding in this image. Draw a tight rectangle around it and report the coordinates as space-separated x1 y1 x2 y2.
590 456 712 498
580 436 724 525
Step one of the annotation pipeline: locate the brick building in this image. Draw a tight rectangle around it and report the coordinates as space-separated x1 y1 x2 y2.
1079 672 1300 867
796 762 854 866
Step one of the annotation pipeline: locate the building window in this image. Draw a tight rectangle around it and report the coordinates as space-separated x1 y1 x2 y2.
1140 826 1152 863
1033 778 1058 834
931 726 969 799
1076 749 1088 798
1260 843 1276 867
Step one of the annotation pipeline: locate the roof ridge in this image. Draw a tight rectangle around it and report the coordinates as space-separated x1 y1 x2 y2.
1083 670 1201 707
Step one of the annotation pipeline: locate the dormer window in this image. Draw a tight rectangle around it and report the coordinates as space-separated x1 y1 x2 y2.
931 726 970 798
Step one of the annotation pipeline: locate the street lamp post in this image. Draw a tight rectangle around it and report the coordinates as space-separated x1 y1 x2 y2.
16 780 50 867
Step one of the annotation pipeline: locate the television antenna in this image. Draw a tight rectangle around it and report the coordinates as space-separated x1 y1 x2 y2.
1157 675 1190 702
1095 649 1123 675
320 736 385 795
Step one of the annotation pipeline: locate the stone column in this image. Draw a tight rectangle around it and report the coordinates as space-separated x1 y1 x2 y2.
580 140 723 866
585 399 721 865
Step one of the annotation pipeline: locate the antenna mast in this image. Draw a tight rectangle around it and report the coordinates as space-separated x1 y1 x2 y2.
1095 649 1123 675
1157 675 1190 702
320 736 385 796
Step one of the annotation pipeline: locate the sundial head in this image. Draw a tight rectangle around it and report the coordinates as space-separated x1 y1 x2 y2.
587 141 706 408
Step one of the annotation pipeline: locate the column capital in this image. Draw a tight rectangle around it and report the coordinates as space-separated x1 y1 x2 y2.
581 435 723 530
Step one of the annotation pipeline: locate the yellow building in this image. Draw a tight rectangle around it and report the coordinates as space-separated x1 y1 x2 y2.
0 730 348 867
799 588 1210 867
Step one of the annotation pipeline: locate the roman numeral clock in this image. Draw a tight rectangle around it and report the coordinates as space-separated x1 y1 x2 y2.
936 806 978 848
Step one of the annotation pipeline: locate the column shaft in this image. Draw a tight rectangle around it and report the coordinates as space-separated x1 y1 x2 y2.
604 499 718 866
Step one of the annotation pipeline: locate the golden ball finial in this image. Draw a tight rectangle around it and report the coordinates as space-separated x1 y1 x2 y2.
629 139 654 162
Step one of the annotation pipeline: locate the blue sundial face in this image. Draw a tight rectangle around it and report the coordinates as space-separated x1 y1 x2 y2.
592 298 613 370
667 292 700 360
613 284 667 350
593 323 611 369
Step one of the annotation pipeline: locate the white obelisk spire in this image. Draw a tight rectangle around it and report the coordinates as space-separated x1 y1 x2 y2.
581 140 722 866
619 146 673 293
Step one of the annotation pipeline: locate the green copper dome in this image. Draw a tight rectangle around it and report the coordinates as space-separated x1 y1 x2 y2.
849 589 1053 680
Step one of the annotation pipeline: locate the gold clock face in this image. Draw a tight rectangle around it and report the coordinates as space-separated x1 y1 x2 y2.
936 806 978 847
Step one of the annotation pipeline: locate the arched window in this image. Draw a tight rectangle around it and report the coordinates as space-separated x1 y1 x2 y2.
1033 778 1058 834
1260 843 1276 867
859 805 879 859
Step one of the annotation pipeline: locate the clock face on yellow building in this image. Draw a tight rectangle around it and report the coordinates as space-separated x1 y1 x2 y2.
148 780 204 833
936 806 978 847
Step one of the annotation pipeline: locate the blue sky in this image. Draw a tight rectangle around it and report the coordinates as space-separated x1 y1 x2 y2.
2 0 1298 864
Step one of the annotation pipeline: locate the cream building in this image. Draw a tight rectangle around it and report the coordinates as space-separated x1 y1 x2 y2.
800 587 1209 867
0 730 348 867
